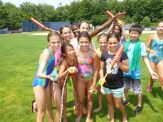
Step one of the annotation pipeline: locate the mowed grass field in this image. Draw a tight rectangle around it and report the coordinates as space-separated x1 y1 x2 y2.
0 32 163 122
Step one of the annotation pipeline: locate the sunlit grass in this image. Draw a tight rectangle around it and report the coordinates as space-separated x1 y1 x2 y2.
0 32 162 122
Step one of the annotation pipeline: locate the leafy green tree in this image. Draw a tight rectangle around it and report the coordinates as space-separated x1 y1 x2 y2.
91 0 108 26
76 0 93 21
141 16 151 27
0 1 7 29
19 2 39 20
67 1 80 22
4 3 21 30
36 4 55 22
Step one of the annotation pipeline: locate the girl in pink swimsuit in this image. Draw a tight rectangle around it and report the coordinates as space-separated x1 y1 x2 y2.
75 31 98 122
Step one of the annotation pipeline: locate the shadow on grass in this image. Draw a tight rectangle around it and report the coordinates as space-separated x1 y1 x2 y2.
126 93 158 114
53 89 161 122
150 87 163 100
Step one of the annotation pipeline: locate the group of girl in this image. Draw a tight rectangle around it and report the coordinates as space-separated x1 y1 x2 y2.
32 20 163 122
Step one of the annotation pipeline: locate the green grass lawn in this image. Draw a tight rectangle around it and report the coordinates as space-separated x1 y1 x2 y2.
0 33 162 122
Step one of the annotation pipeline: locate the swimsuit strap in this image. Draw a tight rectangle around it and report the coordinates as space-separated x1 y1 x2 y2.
47 48 54 58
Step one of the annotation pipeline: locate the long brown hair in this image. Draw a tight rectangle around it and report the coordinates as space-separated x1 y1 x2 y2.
47 31 62 42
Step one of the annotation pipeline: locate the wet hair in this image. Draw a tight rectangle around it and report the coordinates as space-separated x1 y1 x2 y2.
79 21 90 29
97 33 108 42
77 31 91 42
47 31 62 42
61 43 74 55
107 33 120 42
59 25 71 34
129 24 142 34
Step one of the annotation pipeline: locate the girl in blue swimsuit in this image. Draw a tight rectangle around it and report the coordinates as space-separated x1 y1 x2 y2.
146 21 163 92
32 31 62 122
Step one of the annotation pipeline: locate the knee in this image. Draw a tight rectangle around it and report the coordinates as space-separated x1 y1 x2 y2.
46 106 52 113
37 110 46 118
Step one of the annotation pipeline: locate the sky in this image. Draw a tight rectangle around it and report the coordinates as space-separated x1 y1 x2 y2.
2 0 76 7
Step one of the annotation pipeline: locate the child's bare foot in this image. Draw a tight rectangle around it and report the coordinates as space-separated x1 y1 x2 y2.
107 113 110 119
110 119 114 122
146 83 153 92
75 115 82 122
93 107 102 112
123 115 128 122
86 117 92 122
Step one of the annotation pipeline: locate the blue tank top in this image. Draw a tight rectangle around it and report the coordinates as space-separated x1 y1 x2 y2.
32 48 55 87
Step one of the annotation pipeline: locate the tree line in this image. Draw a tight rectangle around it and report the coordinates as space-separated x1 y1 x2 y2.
0 0 162 30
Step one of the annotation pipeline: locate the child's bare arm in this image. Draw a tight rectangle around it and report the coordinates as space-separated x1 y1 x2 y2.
118 59 129 72
146 34 154 53
37 51 50 79
58 60 69 81
92 52 99 87
99 61 104 79
114 54 129 72
143 56 158 80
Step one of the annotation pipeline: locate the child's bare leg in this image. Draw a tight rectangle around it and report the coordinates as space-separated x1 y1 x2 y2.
33 86 46 122
46 83 54 122
52 83 62 122
71 75 79 115
76 79 86 122
137 93 142 107
147 61 157 92
157 61 163 90
63 87 68 122
106 94 114 122
86 81 93 122
107 104 110 119
123 86 128 100
114 97 127 122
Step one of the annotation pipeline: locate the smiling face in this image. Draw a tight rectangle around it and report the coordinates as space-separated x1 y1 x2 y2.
107 37 119 52
99 36 107 52
129 31 140 41
79 37 90 52
61 27 73 43
80 22 90 32
65 46 76 60
48 35 61 52
156 22 163 34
